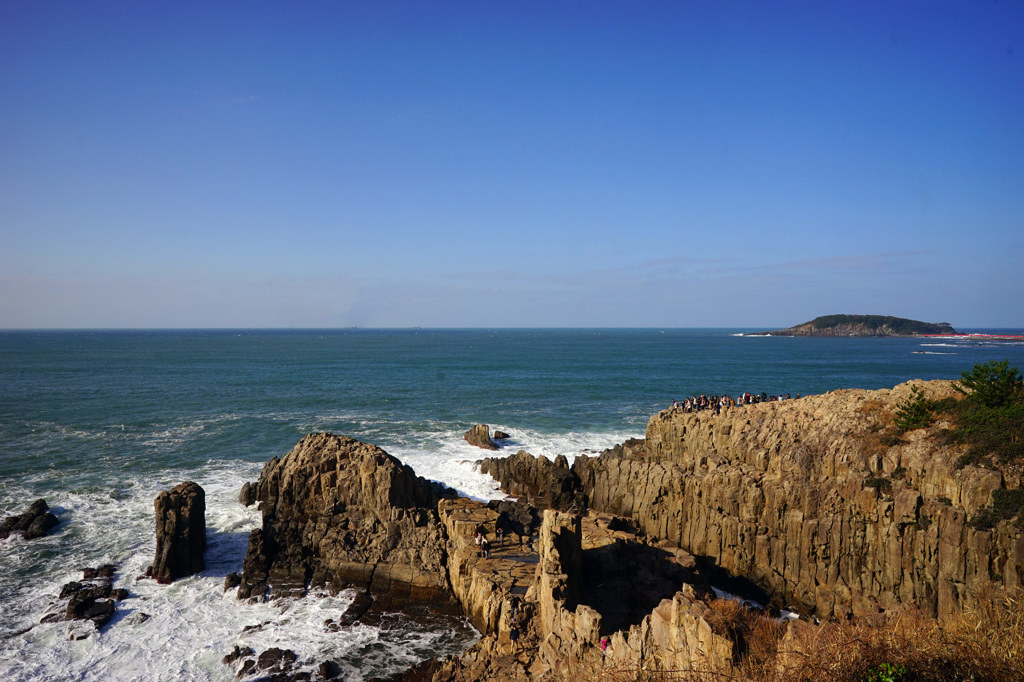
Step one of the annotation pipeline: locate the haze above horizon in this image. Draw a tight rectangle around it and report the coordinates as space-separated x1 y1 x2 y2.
2 2 1022 329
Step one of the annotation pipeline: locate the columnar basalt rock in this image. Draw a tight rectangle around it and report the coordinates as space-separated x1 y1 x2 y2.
236 432 457 605
149 481 206 584
573 380 1024 621
478 450 586 511
464 424 499 450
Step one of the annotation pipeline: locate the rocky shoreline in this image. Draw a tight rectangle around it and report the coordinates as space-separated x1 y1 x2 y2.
218 377 1023 680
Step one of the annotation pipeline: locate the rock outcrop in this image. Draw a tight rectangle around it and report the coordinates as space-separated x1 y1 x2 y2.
148 481 206 584
572 380 1023 621
0 499 59 541
478 450 586 511
229 431 736 680
464 424 499 450
39 564 132 640
236 433 456 605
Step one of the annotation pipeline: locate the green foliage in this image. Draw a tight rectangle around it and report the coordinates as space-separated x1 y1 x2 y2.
935 361 1024 468
864 477 893 495
893 384 933 433
968 489 1024 531
864 661 908 682
937 496 952 506
806 315 952 335
891 466 907 480
953 359 1024 409
992 489 1024 520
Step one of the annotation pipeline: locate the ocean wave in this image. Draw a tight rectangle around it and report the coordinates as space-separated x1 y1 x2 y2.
0 459 475 682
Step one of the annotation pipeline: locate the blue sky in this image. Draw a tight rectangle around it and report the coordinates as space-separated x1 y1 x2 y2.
1 1 1022 328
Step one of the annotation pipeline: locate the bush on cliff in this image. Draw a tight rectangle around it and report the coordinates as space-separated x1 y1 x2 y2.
953 359 1024 408
934 360 1024 468
893 384 933 434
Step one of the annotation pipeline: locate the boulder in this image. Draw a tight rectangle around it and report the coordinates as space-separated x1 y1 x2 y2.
493 430 511 440
148 481 206 584
0 499 60 540
238 481 257 507
464 424 499 450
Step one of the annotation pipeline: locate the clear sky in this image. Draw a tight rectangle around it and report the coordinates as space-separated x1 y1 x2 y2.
1 1 1022 328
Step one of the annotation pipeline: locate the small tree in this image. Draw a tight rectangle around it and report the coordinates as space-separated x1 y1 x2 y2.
894 384 933 433
953 360 1024 408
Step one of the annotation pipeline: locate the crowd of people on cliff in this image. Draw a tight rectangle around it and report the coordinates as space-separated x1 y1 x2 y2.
670 392 798 415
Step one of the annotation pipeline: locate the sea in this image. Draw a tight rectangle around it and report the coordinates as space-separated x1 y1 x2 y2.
2 328 1024 681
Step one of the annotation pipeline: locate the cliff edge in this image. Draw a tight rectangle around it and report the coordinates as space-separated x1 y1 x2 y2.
571 380 1022 621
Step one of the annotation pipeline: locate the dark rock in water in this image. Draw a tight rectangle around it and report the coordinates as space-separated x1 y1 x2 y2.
149 481 206 584
318 660 342 679
122 611 150 625
255 647 298 673
464 424 498 450
338 590 373 625
237 659 256 678
239 481 257 507
41 565 124 637
479 450 587 512
222 645 254 665
493 430 511 440
0 499 60 541
224 572 242 592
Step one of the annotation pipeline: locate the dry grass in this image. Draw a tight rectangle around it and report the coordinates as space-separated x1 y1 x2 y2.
744 597 1024 682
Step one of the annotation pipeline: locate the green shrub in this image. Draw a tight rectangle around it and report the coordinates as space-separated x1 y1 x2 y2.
969 489 1024 530
936 362 1024 467
865 661 908 682
891 466 907 480
865 477 893 495
937 496 952 506
893 385 933 433
953 359 1024 409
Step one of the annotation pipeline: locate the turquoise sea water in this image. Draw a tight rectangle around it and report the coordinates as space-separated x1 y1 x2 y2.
2 328 1024 680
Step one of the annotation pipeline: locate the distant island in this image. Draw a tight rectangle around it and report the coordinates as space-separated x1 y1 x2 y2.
750 314 957 337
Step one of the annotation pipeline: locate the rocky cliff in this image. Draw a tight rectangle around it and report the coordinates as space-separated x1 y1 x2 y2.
572 380 1023 621
233 432 735 680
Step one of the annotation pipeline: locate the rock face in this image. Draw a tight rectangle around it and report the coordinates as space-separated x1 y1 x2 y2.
751 314 957 337
478 450 586 511
237 433 456 605
150 481 206 584
464 424 499 450
573 380 1024 621
0 499 59 541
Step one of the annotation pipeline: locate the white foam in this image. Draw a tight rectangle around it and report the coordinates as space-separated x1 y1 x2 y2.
0 460 478 682
384 425 640 500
